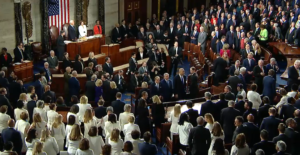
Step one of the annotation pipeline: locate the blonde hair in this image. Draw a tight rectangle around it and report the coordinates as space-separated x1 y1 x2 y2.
205 113 215 124
69 124 83 141
19 93 27 101
152 95 162 104
80 95 88 104
128 115 135 123
52 114 63 128
174 104 181 117
83 109 93 123
110 129 120 142
40 128 50 142
141 82 148 88
32 141 43 155
110 81 117 89
31 113 42 129
95 79 103 87
223 43 229 51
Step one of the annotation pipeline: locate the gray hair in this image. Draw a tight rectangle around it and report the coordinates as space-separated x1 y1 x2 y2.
270 58 276 63
106 106 114 113
205 92 212 99
89 52 94 57
124 104 131 112
72 71 77 76
50 50 54 54
251 40 257 44
196 116 205 125
91 74 97 81
276 140 286 152
37 100 45 108
294 60 300 65
235 60 240 64
228 100 235 107
0 71 4 77
164 73 169 76
255 149 265 155
240 67 246 74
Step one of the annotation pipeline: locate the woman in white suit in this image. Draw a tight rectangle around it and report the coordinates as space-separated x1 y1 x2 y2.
108 129 123 155
46 103 58 127
25 129 40 155
40 128 59 155
30 113 47 138
31 142 47 155
0 106 11 133
123 115 140 142
77 96 92 122
14 100 29 121
78 21 87 38
67 105 80 125
67 124 83 155
83 109 100 138
15 112 30 153
51 114 66 151
168 104 181 139
75 138 94 155
33 100 47 122
87 126 105 155
208 122 225 155
104 113 121 140
119 104 135 131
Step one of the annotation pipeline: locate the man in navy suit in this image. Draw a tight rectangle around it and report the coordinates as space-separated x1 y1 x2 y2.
243 52 256 83
253 60 267 93
111 92 125 119
200 92 216 117
160 73 173 102
265 58 279 80
150 76 162 97
217 36 226 53
260 108 282 140
263 69 276 104
238 67 247 91
34 75 44 100
68 20 76 41
243 114 261 148
138 131 158 155
183 101 199 127
173 68 186 100
251 130 277 155
1 119 23 155
27 94 37 123
285 22 297 44
229 60 241 76
210 31 218 53
226 14 234 30
192 9 200 20
13 42 27 63
218 12 227 25
226 25 237 48
69 71 80 98
169 41 182 77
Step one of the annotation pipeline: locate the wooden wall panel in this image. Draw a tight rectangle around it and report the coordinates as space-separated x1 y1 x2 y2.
124 0 147 24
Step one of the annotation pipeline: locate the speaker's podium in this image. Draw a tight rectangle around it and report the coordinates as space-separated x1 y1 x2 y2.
101 44 120 56
12 60 34 83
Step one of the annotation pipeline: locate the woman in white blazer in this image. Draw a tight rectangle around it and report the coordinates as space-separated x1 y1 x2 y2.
77 96 92 122
67 124 83 155
40 128 59 155
67 104 80 125
78 21 87 38
177 113 193 149
204 113 215 132
31 141 47 155
123 115 140 142
246 84 262 109
87 126 105 155
25 129 40 155
30 113 47 138
51 114 66 151
130 130 143 155
33 100 47 122
83 109 100 138
75 138 94 155
46 103 58 127
104 113 121 140
119 104 135 131
108 129 123 155
14 100 29 121
0 106 11 133
65 115 76 148
208 122 225 155
15 112 30 153
168 104 181 139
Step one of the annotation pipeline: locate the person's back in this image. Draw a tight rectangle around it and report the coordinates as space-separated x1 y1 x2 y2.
138 131 157 155
2 120 23 155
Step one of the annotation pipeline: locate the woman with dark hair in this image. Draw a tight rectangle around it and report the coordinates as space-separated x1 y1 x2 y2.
75 138 95 155
177 113 193 149
88 126 105 155
0 141 17 155
63 52 72 70
104 113 121 139
25 129 39 155
74 54 84 73
121 141 135 155
0 47 12 69
101 144 112 155
14 100 29 121
230 133 250 155
65 115 75 148
56 96 67 107
220 24 227 36
208 122 225 155
69 95 79 106
67 104 80 125
211 138 229 155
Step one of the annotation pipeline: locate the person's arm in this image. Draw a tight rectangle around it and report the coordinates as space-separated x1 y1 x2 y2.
52 137 60 154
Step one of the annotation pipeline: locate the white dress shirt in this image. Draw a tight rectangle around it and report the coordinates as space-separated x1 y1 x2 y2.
119 112 135 130
15 120 30 152
108 139 123 155
247 91 262 109
42 137 59 155
104 121 121 139
77 103 92 122
87 136 105 155
75 149 94 155
0 113 10 133
177 121 193 145
123 123 141 142
47 110 58 127
33 108 47 122
14 108 29 121
78 25 87 38
168 111 180 133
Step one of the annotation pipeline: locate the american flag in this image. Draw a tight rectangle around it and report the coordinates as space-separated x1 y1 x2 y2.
48 0 70 31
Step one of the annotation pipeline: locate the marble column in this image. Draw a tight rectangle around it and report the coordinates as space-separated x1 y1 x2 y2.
99 0 105 34
40 0 50 54
76 0 83 28
14 2 23 46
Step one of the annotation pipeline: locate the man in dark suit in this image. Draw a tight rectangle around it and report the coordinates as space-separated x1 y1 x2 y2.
169 41 182 77
220 100 240 143
0 88 13 117
129 52 137 74
42 85 56 102
263 69 276 103
34 75 44 101
273 123 292 154
188 116 211 155
217 36 226 53
173 68 186 100
103 57 114 76
232 116 246 144
111 92 125 119
68 20 76 41
138 132 158 155
69 71 80 98
285 22 297 44
258 97 274 125
229 60 241 76
243 52 256 83
56 30 66 60
13 42 26 63
200 92 216 117
137 27 147 42
136 47 148 61
251 130 277 155
27 93 37 123
215 93 228 121
228 70 242 95
295 110 300 133
243 114 261 147
119 19 128 40
0 71 9 90
284 118 300 155
265 58 279 80
213 54 228 86
183 101 199 127
224 85 235 101
160 73 173 102
44 62 52 84
1 119 23 155
260 108 282 140
253 60 267 93
243 101 259 124
254 22 261 39
168 23 176 46
210 31 218 53
287 60 300 91
183 23 191 42
154 25 163 43
235 95 246 115
85 74 96 102
101 74 111 101
130 72 140 92
226 25 237 48
111 23 121 43
94 99 106 119
175 24 184 47
113 70 125 92
189 67 199 98
150 76 162 97
280 97 297 121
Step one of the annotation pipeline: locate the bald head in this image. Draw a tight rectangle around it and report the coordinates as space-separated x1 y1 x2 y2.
247 114 254 122
197 116 205 126
7 119 15 128
294 109 300 118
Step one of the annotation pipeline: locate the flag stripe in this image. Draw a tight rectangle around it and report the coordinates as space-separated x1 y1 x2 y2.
48 0 69 30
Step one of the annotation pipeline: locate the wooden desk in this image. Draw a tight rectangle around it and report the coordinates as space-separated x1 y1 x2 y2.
82 53 107 65
51 74 87 97
110 46 138 67
66 36 105 60
12 61 34 83
269 42 300 79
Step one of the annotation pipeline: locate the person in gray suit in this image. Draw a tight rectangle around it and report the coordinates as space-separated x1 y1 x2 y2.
198 27 207 54
138 62 149 75
274 23 283 41
47 50 59 70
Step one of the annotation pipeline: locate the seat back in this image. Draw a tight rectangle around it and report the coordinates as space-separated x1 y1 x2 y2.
166 134 180 155
63 23 70 40
31 42 42 54
156 122 171 144
50 26 59 46
184 42 190 51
